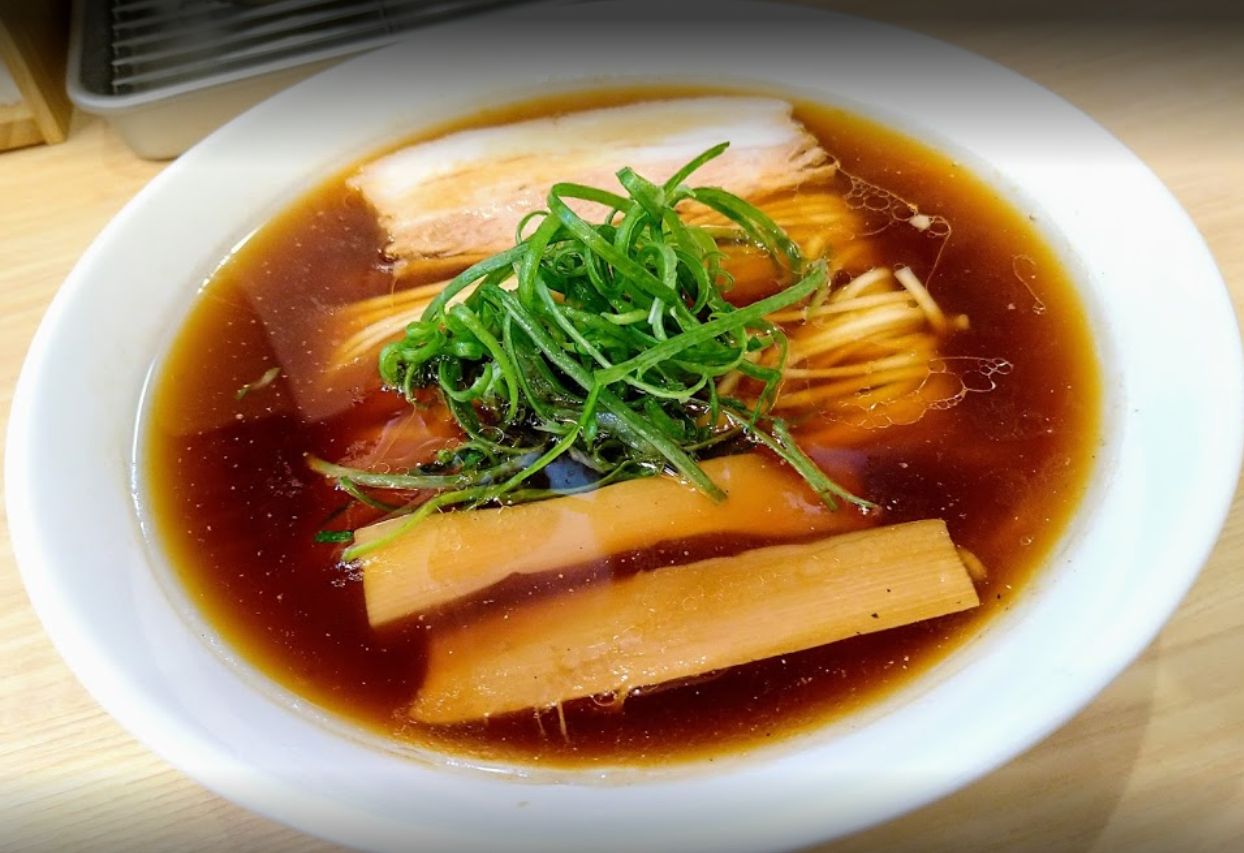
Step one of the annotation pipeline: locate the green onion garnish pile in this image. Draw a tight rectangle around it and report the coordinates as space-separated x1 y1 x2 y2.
313 143 871 556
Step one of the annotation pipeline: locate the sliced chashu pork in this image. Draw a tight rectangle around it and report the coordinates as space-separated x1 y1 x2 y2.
350 96 838 263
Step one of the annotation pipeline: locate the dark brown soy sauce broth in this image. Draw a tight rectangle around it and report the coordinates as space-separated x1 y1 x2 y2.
146 91 1100 766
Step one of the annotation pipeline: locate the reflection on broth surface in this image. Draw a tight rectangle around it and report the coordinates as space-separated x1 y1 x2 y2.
147 89 1099 766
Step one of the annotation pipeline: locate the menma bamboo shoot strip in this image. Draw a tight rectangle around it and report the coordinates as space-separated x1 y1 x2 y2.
410 519 980 724
359 453 866 627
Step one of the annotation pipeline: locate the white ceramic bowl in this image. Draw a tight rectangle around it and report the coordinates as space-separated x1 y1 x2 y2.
8 3 1242 851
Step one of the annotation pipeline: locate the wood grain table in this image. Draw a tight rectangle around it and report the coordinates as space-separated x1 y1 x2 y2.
2 8 1241 852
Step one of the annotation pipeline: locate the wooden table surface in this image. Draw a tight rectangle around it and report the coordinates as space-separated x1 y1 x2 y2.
2 9 1241 852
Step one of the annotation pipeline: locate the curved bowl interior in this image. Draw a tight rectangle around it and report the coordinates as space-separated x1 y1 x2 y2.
7 3 1242 852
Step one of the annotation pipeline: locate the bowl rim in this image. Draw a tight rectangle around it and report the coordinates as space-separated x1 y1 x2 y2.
8 2 1243 851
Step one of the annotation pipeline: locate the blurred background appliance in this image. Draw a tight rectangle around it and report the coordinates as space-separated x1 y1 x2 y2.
67 0 546 158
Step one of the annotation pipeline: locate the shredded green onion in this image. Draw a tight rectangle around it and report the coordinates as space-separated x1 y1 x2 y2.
316 143 873 558
236 366 280 400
